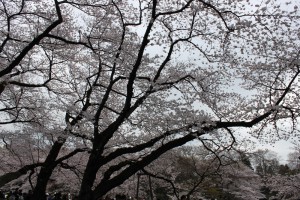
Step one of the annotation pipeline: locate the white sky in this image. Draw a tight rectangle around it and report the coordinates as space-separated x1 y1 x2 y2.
260 140 295 164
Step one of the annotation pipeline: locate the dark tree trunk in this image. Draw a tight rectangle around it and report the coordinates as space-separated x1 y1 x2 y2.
30 140 65 200
78 150 101 200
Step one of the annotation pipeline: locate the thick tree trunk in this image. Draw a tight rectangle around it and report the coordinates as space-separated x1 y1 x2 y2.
30 140 65 200
78 151 101 200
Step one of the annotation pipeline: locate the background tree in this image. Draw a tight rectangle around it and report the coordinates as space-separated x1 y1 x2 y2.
252 149 281 177
118 145 264 200
287 143 300 171
265 173 300 200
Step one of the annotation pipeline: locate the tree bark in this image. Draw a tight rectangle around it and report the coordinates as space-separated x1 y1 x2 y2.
0 163 42 188
78 150 101 200
30 140 65 200
92 133 196 200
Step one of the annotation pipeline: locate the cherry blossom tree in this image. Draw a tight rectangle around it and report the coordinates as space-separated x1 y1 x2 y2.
252 149 280 176
219 161 265 200
261 144 300 199
0 0 300 200
140 146 223 200
138 146 265 200
287 143 300 170
265 173 300 200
